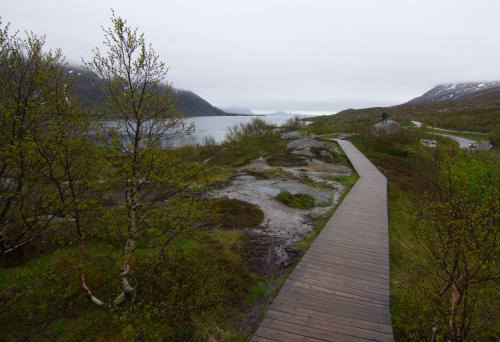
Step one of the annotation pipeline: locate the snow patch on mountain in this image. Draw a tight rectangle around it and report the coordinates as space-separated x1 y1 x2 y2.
407 81 500 104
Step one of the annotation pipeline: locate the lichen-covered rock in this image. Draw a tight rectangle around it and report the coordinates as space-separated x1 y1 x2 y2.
372 119 401 134
319 150 333 159
281 131 302 140
286 138 322 150
291 148 315 157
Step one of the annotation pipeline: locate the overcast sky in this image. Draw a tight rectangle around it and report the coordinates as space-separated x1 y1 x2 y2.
1 0 499 112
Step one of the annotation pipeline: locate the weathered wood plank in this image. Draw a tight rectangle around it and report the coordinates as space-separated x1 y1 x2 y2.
266 310 394 342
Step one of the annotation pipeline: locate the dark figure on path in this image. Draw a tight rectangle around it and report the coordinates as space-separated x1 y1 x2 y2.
381 112 388 124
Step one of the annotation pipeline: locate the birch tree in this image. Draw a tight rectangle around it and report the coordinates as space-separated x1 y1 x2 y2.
417 149 499 341
0 21 61 257
84 12 194 304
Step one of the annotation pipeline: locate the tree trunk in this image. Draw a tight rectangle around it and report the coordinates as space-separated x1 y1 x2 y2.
76 216 105 306
449 284 464 341
118 186 137 302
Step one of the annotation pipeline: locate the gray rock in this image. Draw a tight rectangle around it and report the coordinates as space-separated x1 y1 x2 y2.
319 150 333 159
281 131 302 140
291 148 315 157
287 138 322 150
372 119 401 134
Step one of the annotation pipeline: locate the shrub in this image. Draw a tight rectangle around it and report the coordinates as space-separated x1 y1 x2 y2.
204 198 264 229
225 118 273 144
282 115 306 131
276 191 315 209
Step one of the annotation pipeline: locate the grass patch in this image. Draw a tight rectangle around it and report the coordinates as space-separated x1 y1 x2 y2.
301 176 327 189
275 191 315 209
328 173 359 186
203 198 264 230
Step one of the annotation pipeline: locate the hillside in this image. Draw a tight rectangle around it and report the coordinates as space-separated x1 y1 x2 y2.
309 83 500 134
65 66 229 117
171 88 228 117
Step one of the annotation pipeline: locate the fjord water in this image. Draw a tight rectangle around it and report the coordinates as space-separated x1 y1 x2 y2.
179 113 308 145
104 112 330 146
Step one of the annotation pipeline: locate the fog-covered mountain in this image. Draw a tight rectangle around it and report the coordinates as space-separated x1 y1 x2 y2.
170 88 227 117
268 110 292 116
65 66 228 117
407 81 500 104
220 107 254 115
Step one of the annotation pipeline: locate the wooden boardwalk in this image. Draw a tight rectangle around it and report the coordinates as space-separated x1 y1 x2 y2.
252 139 393 342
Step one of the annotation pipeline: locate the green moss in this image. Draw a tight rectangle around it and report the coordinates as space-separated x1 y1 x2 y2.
301 176 327 189
243 281 267 306
275 191 315 209
329 173 359 186
204 198 264 230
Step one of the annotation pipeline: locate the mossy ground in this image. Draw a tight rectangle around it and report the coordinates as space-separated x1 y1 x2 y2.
275 190 315 209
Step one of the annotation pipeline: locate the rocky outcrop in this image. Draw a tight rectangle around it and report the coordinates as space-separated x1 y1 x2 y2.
285 136 339 163
372 119 401 134
281 131 303 140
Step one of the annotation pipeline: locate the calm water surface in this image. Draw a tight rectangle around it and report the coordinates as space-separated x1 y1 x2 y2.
180 114 308 145
104 112 331 146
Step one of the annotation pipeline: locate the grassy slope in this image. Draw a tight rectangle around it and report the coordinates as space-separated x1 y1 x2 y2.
308 89 500 134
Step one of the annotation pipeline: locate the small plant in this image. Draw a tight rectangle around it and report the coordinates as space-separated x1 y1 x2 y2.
276 191 315 209
329 173 359 187
281 115 306 131
302 176 327 189
206 198 264 229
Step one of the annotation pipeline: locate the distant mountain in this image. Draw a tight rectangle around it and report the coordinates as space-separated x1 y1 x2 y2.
170 88 228 117
67 66 107 108
220 107 254 115
407 81 500 104
65 66 228 117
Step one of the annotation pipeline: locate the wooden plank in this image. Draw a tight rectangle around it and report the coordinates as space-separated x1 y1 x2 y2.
279 284 390 309
275 291 391 319
252 336 276 342
307 244 390 262
260 318 370 342
266 310 394 342
294 264 390 289
290 270 390 294
287 275 390 302
270 302 393 334
251 140 393 342
298 257 390 279
254 326 324 341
